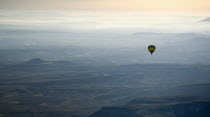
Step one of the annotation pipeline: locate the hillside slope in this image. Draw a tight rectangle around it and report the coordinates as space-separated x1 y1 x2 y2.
89 96 210 117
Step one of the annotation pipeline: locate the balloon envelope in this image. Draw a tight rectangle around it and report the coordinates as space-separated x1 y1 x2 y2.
148 45 156 55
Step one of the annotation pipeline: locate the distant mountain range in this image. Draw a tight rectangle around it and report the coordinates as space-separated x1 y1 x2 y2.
24 58 46 64
24 58 73 65
201 17 210 22
89 96 210 117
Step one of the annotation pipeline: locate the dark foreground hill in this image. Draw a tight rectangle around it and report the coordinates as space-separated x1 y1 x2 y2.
89 96 210 117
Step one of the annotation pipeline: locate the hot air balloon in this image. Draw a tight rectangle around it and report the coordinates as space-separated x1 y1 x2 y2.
148 45 156 55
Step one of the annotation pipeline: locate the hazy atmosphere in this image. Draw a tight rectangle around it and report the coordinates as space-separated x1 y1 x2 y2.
1 0 210 11
1 10 210 64
1 0 210 117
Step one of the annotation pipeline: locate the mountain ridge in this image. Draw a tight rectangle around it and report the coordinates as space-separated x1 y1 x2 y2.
89 96 210 117
201 17 210 22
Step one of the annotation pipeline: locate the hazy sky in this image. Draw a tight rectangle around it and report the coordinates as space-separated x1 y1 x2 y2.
0 0 210 11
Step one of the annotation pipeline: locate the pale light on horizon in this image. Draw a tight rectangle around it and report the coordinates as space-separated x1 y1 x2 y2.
0 0 210 12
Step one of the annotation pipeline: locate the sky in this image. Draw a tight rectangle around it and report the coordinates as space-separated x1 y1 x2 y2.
0 0 210 64
0 0 210 12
